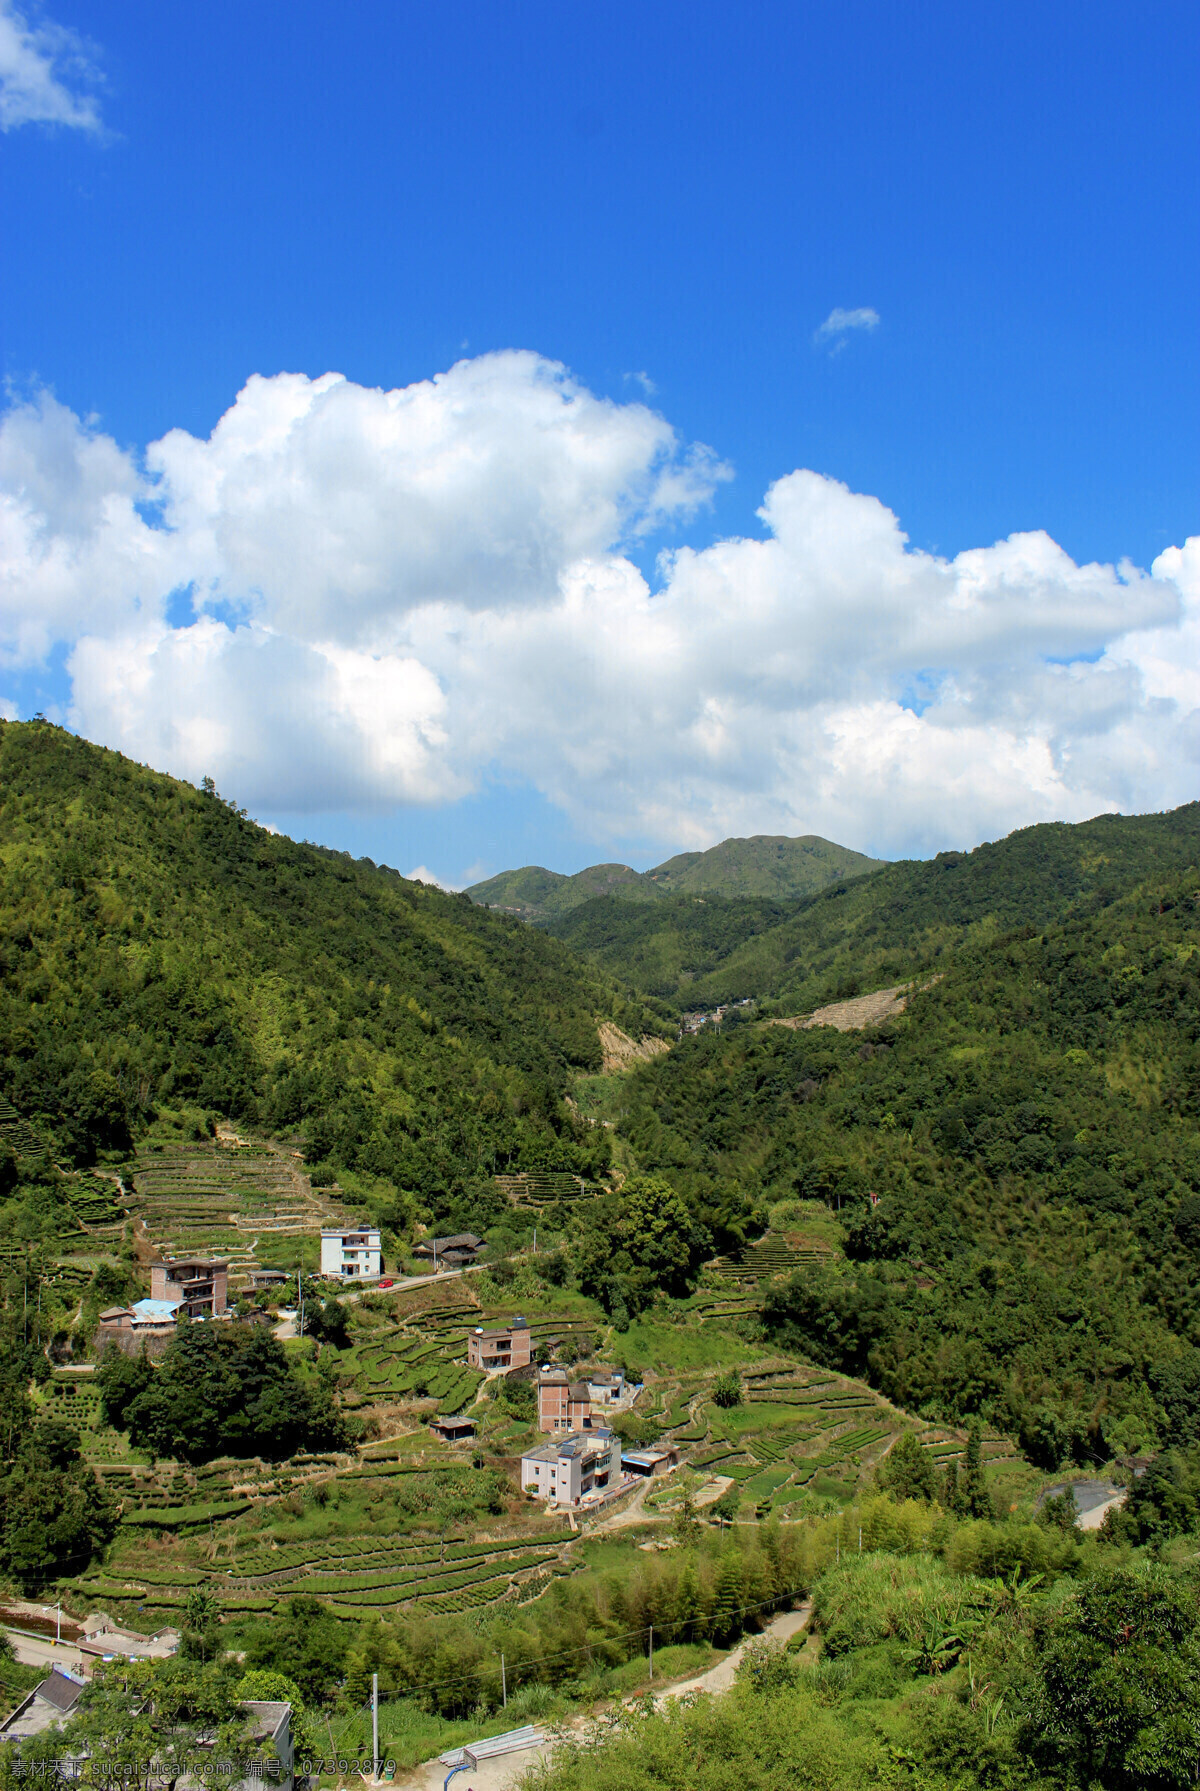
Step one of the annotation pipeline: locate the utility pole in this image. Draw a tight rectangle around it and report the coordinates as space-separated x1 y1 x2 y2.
500 1653 507 1707
648 1626 653 1681
371 1673 378 1780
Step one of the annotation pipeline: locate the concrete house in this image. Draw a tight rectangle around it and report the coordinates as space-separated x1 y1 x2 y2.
467 1317 532 1371
150 1257 229 1317
521 1428 622 1507
538 1368 593 1432
586 1369 627 1408
319 1226 381 1280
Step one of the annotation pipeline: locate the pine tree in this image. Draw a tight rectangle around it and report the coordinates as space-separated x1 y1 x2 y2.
962 1425 994 1519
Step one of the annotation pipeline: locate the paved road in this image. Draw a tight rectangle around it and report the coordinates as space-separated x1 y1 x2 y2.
3 1627 86 1674
275 1264 488 1339
392 1604 812 1791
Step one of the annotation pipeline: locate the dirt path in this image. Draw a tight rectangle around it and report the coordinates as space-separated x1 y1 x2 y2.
394 1604 813 1791
651 1601 812 1704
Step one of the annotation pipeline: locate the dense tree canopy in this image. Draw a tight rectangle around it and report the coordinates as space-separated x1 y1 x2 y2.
0 721 662 1230
98 1323 345 1462
616 866 1200 1451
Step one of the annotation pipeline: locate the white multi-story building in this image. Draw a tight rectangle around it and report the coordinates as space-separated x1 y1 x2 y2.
319 1225 382 1280
520 1427 622 1507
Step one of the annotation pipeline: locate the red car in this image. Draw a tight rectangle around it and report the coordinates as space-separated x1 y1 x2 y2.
378 1278 394 1289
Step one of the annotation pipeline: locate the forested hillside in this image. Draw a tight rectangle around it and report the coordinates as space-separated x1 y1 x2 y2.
466 833 881 924
611 863 1200 1459
549 804 1200 1009
0 721 660 1223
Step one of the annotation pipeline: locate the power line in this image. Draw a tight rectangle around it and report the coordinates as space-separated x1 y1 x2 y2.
361 1581 806 1703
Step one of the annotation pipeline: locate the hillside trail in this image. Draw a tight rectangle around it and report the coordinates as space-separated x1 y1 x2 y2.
392 1602 812 1791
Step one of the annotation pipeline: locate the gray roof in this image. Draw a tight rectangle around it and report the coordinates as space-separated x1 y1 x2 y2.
415 1233 483 1252
36 1672 86 1714
242 1701 290 1742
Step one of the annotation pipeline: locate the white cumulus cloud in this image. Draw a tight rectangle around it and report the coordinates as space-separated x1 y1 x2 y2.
0 0 100 132
0 351 1196 860
814 307 881 352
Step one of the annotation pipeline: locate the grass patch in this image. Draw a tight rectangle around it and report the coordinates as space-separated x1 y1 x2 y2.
618 1320 759 1372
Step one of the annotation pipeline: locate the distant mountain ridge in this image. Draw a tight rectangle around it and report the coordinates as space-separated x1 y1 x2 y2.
465 833 886 922
545 804 1200 1011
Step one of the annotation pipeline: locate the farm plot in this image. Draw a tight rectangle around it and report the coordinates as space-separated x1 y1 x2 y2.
127 1141 358 1288
663 1364 903 1513
706 1231 833 1287
217 1533 578 1621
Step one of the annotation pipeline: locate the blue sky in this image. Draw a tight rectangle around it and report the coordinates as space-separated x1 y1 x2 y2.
1 0 1197 883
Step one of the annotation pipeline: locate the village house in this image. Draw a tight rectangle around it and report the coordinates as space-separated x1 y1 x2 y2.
238 1700 294 1789
538 1367 593 1432
1 1676 293 1791
430 1414 476 1444
95 1297 181 1353
467 1316 532 1371
250 1267 289 1291
98 1257 230 1351
319 1225 382 1280
520 1427 622 1507
150 1256 229 1317
538 1364 639 1431
586 1368 627 1408
412 1232 483 1269
77 1613 181 1666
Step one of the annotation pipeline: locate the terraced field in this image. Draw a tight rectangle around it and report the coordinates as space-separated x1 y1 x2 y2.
127 1141 360 1290
347 1293 601 1417
68 1525 581 1626
494 1172 589 1207
648 1362 904 1514
706 1232 833 1286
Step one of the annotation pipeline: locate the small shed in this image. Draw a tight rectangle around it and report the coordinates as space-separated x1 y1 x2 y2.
430 1415 476 1443
621 1445 681 1479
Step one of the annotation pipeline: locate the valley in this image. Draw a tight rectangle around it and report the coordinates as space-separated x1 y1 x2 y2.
2 720 1200 1790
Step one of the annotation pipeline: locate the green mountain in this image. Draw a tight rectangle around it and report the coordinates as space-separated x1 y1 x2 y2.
547 805 1200 1009
0 720 663 1229
466 833 884 923
609 857 1200 1459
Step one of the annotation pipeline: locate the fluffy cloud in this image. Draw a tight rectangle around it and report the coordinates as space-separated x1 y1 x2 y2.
814 307 880 351
0 352 1196 859
0 0 100 132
